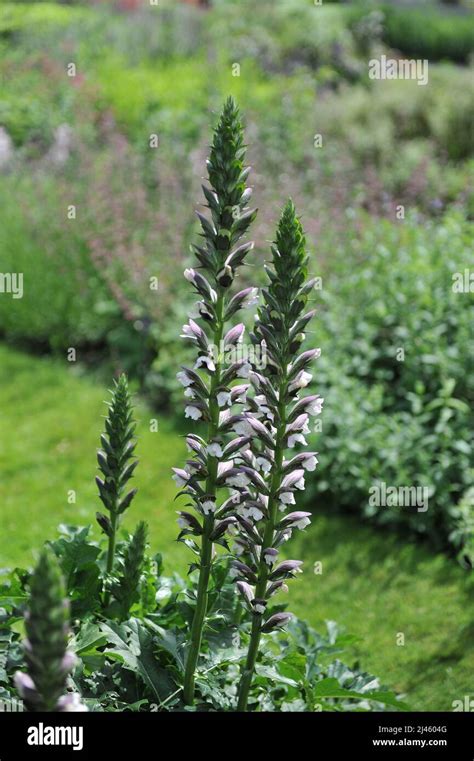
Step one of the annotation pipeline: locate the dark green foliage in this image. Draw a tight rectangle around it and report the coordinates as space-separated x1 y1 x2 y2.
96 374 138 521
381 5 474 64
195 94 257 279
48 526 102 619
111 522 148 620
1 544 404 712
257 199 309 363
96 374 138 592
305 212 474 558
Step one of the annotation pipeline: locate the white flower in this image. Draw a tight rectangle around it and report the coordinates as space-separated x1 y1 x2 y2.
256 456 272 474
226 473 251 488
254 395 274 421
233 419 254 437
308 397 324 416
184 387 195 398
185 406 202 420
294 476 305 490
181 323 197 340
177 516 190 529
177 371 192 387
207 442 223 457
194 355 215 372
244 506 264 521
238 362 252 379
289 370 312 393
303 455 318 471
243 288 259 308
217 391 231 408
56 693 88 712
288 433 307 448
217 460 234 478
254 603 266 615
295 517 311 529
187 301 201 319
263 549 278 566
201 499 217 515
184 268 195 283
172 469 190 487
279 491 296 505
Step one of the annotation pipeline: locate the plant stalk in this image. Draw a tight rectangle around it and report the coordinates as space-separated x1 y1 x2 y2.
237 381 287 711
104 509 118 606
183 293 225 705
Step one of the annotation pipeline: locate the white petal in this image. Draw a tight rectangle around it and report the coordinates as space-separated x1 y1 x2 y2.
185 406 202 420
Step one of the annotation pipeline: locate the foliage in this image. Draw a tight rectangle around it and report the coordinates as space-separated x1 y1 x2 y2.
380 4 474 63
0 533 405 712
306 210 474 557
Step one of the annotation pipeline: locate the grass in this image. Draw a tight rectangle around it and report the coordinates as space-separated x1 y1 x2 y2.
0 343 188 572
1 343 473 711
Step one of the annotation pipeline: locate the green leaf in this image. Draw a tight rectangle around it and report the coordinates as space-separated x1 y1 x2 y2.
100 619 176 703
313 678 409 710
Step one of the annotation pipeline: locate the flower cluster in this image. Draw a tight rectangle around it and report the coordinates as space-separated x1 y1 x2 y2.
95 374 138 595
174 96 323 710
233 200 324 709
14 550 87 712
174 97 257 705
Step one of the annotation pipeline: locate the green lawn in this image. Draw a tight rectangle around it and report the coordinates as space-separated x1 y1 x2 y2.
0 344 472 711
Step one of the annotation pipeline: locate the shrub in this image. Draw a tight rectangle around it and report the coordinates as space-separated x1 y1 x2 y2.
305 210 474 558
381 4 474 63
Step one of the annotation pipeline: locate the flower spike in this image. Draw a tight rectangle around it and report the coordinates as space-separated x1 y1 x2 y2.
175 97 257 706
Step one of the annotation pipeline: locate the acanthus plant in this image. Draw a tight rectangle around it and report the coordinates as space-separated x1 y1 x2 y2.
14 550 87 712
232 199 323 710
95 374 139 606
173 96 258 705
174 100 323 710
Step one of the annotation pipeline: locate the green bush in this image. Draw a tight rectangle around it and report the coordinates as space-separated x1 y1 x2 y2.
0 174 113 350
381 5 474 63
306 210 474 556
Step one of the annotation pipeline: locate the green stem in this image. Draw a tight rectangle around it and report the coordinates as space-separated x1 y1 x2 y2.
183 293 225 706
104 511 118 606
237 380 287 711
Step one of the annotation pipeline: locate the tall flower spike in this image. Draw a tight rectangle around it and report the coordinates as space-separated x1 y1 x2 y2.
14 549 86 712
95 373 138 602
235 200 323 711
176 97 257 706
